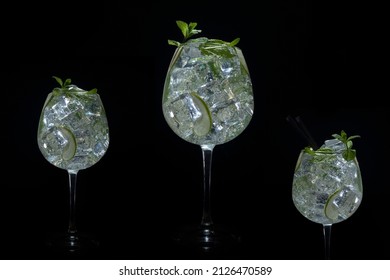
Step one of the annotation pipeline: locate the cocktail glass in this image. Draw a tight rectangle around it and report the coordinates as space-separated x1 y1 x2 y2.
162 22 254 253
292 132 363 259
37 77 109 253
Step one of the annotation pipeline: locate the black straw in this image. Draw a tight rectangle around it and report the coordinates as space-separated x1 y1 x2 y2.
286 115 319 150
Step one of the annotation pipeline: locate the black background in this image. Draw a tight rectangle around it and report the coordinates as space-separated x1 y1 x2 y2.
1 1 387 260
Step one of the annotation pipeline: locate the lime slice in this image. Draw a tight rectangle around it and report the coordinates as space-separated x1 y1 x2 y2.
324 189 342 221
190 92 212 136
58 127 76 161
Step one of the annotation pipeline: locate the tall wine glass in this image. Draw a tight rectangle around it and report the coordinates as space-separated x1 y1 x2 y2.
162 23 254 251
37 76 109 253
292 131 362 259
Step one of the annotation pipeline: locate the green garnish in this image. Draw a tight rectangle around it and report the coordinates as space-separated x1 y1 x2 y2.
304 146 334 156
168 20 201 46
304 130 360 161
52 76 71 88
332 130 360 161
168 20 240 52
52 76 97 95
58 126 77 161
304 146 335 162
190 92 212 136
199 38 240 58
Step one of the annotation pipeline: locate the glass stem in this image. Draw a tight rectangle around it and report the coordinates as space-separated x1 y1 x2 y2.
323 224 332 260
200 144 215 228
68 170 79 236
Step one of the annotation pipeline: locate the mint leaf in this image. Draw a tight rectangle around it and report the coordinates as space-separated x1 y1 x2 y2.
168 20 240 53
199 39 240 58
51 76 97 96
169 20 202 46
52 76 64 87
332 130 360 161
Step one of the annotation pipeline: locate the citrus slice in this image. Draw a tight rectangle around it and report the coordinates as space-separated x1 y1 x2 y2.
324 189 342 221
58 127 76 161
190 92 212 136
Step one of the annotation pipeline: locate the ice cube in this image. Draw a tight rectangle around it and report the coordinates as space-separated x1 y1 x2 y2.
323 139 345 152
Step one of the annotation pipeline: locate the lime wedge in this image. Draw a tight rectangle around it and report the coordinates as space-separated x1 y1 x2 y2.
190 92 212 136
324 189 342 221
58 127 76 161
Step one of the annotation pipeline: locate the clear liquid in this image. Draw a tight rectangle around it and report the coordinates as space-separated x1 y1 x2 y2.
162 38 254 146
292 144 363 225
37 89 109 171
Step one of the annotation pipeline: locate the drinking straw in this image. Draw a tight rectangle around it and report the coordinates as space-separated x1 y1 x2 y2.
286 115 319 150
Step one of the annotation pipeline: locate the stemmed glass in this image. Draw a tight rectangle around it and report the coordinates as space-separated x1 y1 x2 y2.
292 131 363 259
162 22 254 251
37 76 109 253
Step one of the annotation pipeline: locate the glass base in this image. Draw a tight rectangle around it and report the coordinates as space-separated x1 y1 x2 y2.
45 231 100 256
171 223 242 257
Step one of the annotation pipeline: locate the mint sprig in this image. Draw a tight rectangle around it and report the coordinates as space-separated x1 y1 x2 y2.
199 38 240 58
332 130 360 161
304 146 335 162
52 76 97 95
53 76 71 88
168 20 240 50
304 130 360 162
168 20 202 46
304 146 334 156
